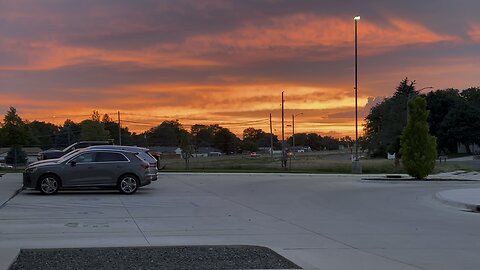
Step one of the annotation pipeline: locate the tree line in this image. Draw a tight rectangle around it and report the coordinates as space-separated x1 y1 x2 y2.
0 107 351 164
364 78 480 156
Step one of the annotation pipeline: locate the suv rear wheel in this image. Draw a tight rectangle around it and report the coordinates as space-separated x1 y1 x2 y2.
118 175 139 194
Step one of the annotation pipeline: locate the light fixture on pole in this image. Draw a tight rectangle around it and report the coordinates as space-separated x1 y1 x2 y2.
352 15 362 174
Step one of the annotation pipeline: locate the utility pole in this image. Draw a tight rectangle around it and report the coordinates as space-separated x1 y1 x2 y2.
281 92 286 168
117 111 122 145
292 113 302 157
292 114 295 154
269 113 274 159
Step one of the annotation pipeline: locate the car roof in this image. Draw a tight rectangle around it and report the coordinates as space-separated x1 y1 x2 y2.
70 148 138 157
86 145 150 152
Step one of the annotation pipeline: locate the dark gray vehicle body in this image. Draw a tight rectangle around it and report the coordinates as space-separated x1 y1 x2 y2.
24 147 157 194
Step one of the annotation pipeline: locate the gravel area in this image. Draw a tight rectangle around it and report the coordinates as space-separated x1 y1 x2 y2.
9 245 301 270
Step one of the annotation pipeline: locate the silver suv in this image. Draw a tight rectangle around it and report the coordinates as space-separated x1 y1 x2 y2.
23 146 158 195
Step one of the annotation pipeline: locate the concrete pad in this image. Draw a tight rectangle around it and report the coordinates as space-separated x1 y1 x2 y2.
370 248 480 270
2 173 480 269
280 248 421 270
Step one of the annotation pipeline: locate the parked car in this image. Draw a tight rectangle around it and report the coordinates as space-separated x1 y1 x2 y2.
24 146 158 195
0 163 13 169
37 141 112 161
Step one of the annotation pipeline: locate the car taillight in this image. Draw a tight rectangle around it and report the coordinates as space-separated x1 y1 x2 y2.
141 162 149 169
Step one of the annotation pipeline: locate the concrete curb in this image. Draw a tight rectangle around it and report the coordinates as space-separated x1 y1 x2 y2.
434 190 480 212
0 186 24 209
361 178 480 183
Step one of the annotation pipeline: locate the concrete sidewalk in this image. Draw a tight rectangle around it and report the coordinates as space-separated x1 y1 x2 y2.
0 173 23 208
436 188 480 212
431 170 480 181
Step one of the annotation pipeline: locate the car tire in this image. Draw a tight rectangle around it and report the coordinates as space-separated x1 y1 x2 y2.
39 175 60 195
118 175 139 194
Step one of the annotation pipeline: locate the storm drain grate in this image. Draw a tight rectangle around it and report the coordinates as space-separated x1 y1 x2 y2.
10 245 301 270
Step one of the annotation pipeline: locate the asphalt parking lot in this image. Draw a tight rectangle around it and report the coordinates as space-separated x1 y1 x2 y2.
1 173 480 269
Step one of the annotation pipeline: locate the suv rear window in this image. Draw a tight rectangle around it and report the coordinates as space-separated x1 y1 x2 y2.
135 151 157 164
96 152 128 162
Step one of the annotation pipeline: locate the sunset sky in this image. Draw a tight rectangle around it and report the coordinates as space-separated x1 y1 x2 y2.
1 0 479 138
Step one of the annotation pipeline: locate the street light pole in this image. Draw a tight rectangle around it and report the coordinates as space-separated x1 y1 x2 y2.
352 15 362 174
281 92 286 168
354 15 359 162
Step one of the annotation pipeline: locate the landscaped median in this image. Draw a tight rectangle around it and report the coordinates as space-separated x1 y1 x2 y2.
9 246 301 270
158 155 473 174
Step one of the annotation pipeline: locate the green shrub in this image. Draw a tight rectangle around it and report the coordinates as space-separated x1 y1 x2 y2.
400 97 437 179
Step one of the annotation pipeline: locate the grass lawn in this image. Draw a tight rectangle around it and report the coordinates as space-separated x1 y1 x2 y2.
158 153 471 174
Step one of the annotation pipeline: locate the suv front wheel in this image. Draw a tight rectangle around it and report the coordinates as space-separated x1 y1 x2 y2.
39 175 60 195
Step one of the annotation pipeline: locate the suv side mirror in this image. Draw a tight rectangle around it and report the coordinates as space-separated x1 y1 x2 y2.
69 161 77 167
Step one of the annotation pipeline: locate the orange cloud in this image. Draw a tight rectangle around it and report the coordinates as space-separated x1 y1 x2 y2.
183 14 461 62
468 23 480 42
0 14 461 72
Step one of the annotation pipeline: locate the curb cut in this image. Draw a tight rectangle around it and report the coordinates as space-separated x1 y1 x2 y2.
360 178 480 183
434 191 480 212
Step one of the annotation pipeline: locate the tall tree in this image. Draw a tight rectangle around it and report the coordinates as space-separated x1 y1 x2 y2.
439 104 480 154
147 120 187 146
28 121 59 149
79 111 110 141
80 120 110 141
102 113 132 145
242 127 275 151
306 133 323 150
400 97 437 179
191 124 219 148
55 119 81 147
364 78 417 156
0 107 34 146
425 89 460 153
214 127 240 154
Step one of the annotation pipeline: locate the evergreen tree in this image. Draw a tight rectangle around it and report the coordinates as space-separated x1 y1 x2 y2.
5 146 28 165
400 97 437 179
0 107 32 147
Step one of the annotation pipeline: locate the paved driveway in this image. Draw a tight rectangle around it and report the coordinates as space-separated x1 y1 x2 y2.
1 173 480 269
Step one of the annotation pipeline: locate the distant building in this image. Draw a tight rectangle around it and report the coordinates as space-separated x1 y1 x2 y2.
149 146 182 158
457 143 480 154
192 147 223 157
